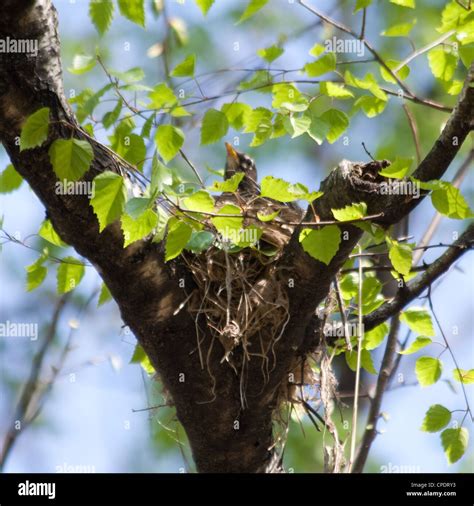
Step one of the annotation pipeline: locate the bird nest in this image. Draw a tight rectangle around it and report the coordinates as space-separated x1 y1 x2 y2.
182 243 291 406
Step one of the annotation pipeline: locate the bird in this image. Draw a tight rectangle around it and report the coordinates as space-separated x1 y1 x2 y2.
218 143 304 251
224 142 260 197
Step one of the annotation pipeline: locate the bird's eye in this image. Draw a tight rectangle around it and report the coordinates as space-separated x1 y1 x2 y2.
241 162 249 169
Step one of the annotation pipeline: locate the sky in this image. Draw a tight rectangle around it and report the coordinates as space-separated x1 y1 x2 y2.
0 0 473 473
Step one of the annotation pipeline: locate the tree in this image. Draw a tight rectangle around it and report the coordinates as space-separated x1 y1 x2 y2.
0 0 472 473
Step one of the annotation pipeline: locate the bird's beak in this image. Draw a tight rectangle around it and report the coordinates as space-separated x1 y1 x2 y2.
225 142 239 162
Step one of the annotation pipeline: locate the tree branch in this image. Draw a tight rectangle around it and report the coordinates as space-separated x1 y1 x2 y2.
364 222 474 331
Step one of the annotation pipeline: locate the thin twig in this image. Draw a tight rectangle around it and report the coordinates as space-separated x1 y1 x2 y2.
352 317 401 473
348 245 364 471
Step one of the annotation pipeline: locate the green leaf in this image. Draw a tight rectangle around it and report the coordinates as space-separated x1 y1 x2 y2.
140 112 155 138
182 190 215 213
98 282 112 306
68 54 96 75
196 0 215 15
379 157 413 178
150 154 173 193
344 71 387 100
110 67 145 83
379 59 411 83
428 47 458 81
309 43 325 57
48 139 94 181
201 109 229 145
453 368 474 384
304 53 337 77
399 337 432 355
103 102 122 130
431 182 472 219
390 0 415 7
171 54 195 77
125 197 152 220
26 258 47 292
165 218 193 261
257 209 280 222
299 225 341 265
121 209 158 247
186 230 215 252
381 20 416 37
237 0 268 24
438 1 474 44
354 96 387 118
260 176 311 202
272 84 308 112
221 103 252 130
363 323 389 350
400 307 435 336
57 257 85 294
39 220 67 247
90 171 127 232
257 45 284 63
340 273 359 300
306 114 330 145
89 0 114 35
459 44 474 68
211 204 243 240
415 356 443 387
122 134 146 169
387 238 413 276
19 107 50 151
243 107 272 134
421 405 451 432
155 125 184 163
130 344 155 374
320 109 349 143
345 349 377 374
443 79 464 95
209 173 244 193
148 83 179 110
244 107 273 147
117 0 145 27
354 0 372 12
0 165 23 193
441 428 469 464
320 81 354 99
238 70 273 92
332 202 367 221
283 115 311 138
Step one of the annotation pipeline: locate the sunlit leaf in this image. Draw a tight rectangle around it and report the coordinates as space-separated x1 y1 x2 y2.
299 225 341 265
421 404 451 433
90 171 127 232
441 428 469 464
57 257 85 294
416 356 442 387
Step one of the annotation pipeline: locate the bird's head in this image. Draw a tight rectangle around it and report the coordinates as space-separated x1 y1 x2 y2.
224 143 258 190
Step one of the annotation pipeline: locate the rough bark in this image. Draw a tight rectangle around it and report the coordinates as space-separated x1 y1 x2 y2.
0 0 472 472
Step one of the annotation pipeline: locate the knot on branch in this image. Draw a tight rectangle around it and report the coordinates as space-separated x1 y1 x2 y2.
316 159 422 224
